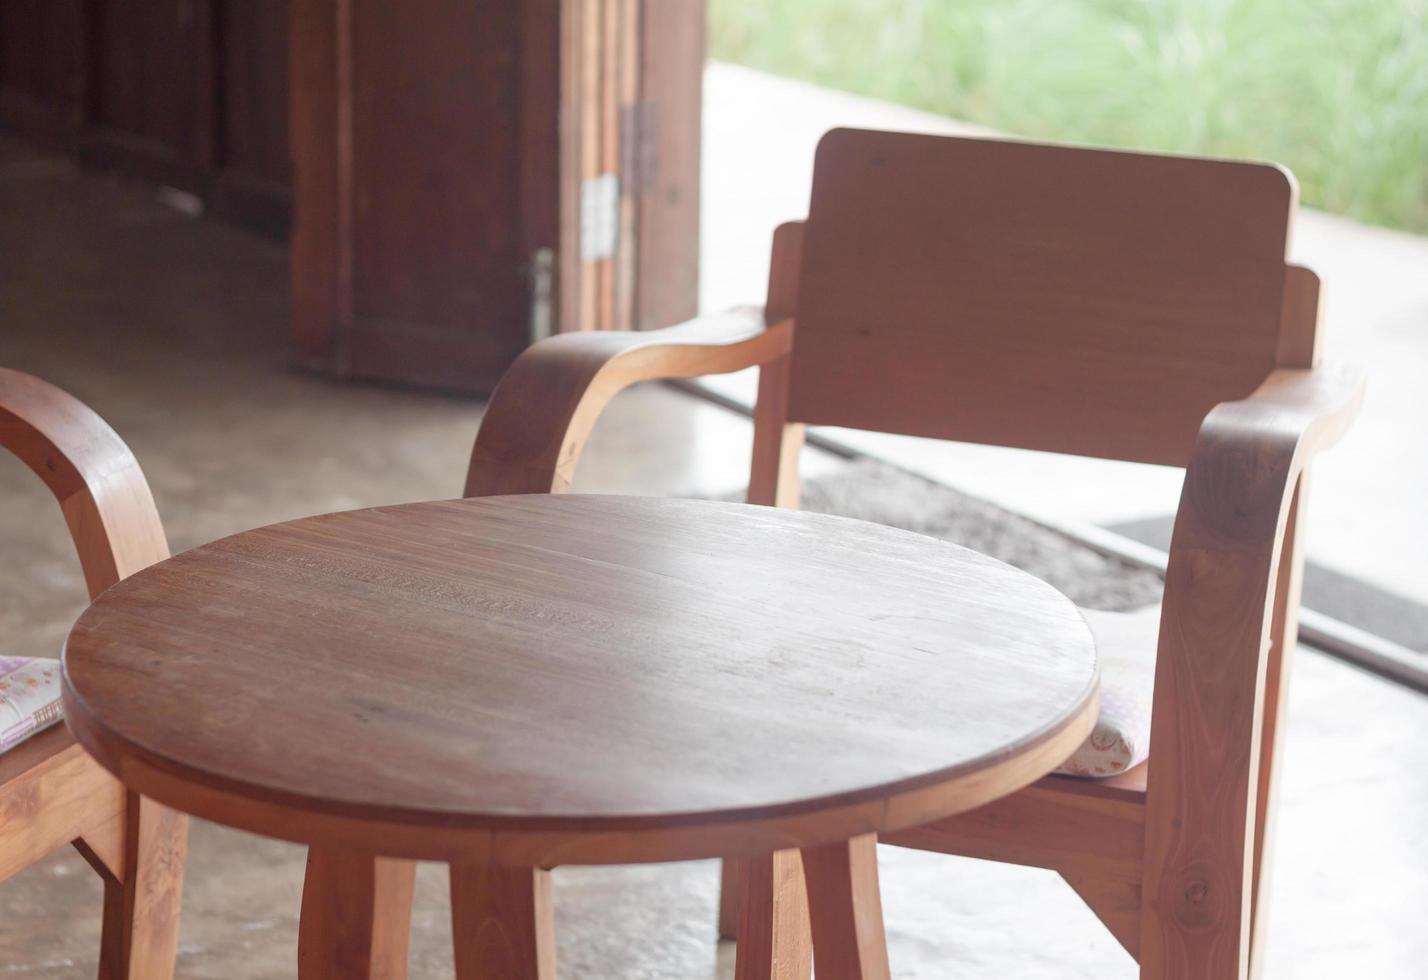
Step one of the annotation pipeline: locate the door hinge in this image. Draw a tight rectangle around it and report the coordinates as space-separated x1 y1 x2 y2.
580 173 620 263
528 247 554 344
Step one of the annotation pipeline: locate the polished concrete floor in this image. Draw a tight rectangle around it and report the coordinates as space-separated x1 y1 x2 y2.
3 124 1427 977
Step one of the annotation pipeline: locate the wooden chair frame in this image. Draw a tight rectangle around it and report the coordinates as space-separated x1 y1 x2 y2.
0 368 189 979
465 165 1364 978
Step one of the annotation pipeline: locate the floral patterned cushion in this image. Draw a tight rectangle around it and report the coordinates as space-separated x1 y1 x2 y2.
1054 606 1159 779
0 656 64 753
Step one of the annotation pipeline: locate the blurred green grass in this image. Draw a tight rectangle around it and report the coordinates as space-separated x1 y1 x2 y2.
709 0 1428 233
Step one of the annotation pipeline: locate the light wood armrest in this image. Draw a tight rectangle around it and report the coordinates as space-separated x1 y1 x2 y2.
1190 364 1365 495
465 309 793 496
0 368 168 597
1167 362 1363 548
1141 360 1364 966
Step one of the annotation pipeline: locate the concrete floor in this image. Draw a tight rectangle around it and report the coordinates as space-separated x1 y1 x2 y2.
3 112 1427 978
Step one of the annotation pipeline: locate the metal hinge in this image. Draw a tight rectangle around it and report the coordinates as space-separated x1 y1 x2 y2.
580 173 619 262
528 247 554 344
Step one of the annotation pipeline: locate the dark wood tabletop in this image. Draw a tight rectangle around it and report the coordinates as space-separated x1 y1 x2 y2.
62 494 1098 866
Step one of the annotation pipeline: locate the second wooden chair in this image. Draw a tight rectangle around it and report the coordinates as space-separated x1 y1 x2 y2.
1 368 189 979
462 129 1364 979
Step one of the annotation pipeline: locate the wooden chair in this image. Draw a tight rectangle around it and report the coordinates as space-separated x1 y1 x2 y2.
0 368 189 979
463 129 1364 979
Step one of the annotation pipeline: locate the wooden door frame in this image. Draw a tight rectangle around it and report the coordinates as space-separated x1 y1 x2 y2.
559 0 704 334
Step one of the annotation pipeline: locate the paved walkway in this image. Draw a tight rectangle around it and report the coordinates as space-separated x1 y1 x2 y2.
701 62 1428 607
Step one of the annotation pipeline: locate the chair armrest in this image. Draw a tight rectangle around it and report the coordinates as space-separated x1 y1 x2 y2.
0 368 168 597
465 309 792 496
1141 360 1364 969
1179 363 1364 549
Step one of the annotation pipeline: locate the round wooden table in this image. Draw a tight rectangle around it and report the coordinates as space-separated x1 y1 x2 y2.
62 495 1098 979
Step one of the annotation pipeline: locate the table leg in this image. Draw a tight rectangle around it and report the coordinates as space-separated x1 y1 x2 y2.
801 834 891 980
719 856 748 940
297 848 416 980
733 849 812 980
450 864 556 979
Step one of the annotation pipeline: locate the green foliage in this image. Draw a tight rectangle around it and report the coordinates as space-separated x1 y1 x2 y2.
710 0 1428 232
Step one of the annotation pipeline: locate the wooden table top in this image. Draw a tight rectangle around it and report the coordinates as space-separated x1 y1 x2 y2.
62 495 1098 865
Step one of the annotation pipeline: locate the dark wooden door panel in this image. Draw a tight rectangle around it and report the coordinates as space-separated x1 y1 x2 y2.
349 0 525 331
218 0 290 185
2 0 705 390
0 0 85 139
91 0 198 155
290 0 563 392
213 0 291 233
0 0 291 233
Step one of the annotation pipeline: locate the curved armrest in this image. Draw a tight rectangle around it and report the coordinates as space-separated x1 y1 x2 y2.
1142 360 1364 967
1179 363 1364 549
0 368 168 597
465 309 793 496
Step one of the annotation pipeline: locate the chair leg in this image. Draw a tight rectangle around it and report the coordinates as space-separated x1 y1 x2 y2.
1138 800 1254 980
719 857 747 940
800 834 891 980
95 792 189 980
733 849 812 980
297 848 416 980
449 864 556 979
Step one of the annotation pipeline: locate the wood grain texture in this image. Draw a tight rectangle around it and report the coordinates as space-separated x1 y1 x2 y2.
450 865 555 979
719 856 748 941
0 368 169 596
1140 368 1362 978
290 0 567 389
1 368 187 980
298 850 415 980
748 222 806 509
0 727 124 885
96 793 189 980
1061 872 1142 959
464 309 791 496
288 0 345 362
801 834 890 980
734 849 811 980
63 494 1097 865
634 0 706 331
789 129 1297 467
459 129 1365 976
882 773 1146 883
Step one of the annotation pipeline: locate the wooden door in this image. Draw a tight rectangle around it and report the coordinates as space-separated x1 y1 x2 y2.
88 0 206 182
0 0 704 390
0 0 86 142
211 0 292 233
289 0 558 391
560 0 704 334
0 0 292 235
290 0 704 393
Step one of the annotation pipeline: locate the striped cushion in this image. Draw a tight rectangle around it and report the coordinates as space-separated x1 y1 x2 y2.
0 657 64 753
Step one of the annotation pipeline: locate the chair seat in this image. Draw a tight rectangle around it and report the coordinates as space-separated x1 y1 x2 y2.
1054 606 1159 779
0 656 64 754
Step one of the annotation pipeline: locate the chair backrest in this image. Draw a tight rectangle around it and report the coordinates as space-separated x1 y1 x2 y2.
0 368 168 599
786 128 1307 467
